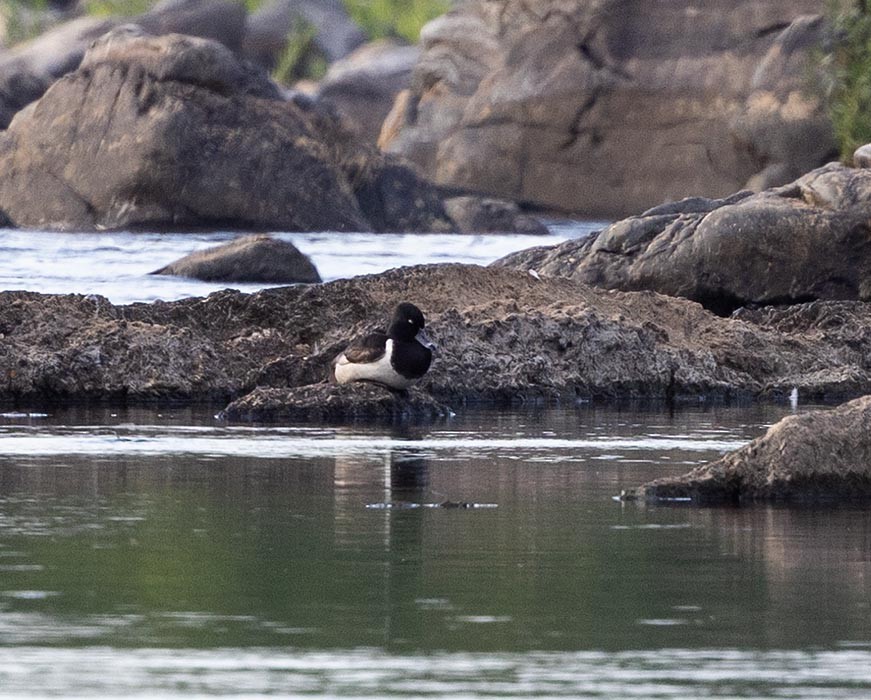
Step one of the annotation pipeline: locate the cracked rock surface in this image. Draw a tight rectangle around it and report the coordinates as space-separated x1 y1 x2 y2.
380 0 833 217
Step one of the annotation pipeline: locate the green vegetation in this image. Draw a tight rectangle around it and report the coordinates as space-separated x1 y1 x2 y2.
343 0 449 43
81 0 151 17
271 19 328 84
821 1 871 161
1 0 51 45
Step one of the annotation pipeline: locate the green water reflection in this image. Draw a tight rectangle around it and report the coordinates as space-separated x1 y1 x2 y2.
0 406 869 660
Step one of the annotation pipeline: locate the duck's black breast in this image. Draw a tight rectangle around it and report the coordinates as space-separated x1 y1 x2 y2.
390 339 432 380
342 332 388 364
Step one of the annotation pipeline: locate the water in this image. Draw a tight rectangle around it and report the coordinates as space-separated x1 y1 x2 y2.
2 225 870 697
1 404 870 698
0 223 600 305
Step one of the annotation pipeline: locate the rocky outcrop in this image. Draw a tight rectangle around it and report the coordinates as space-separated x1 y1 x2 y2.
0 27 454 233
151 235 321 283
495 163 871 315
220 383 453 423
628 395 871 503
0 0 249 129
317 39 419 143
5 264 871 407
381 1 835 217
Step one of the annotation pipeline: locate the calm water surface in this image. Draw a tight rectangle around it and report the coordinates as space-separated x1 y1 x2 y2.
0 404 869 698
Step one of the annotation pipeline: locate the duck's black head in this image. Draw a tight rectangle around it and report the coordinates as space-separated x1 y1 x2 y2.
388 302 427 342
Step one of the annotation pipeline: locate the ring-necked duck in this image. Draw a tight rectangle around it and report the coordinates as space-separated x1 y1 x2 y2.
331 302 435 389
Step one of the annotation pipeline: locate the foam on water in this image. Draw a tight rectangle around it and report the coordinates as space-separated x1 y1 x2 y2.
1 647 870 698
0 428 748 458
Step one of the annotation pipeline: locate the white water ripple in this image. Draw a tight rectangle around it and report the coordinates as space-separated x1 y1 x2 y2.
0 647 870 698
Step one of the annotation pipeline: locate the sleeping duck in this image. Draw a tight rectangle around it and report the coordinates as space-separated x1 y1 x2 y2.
331 302 435 390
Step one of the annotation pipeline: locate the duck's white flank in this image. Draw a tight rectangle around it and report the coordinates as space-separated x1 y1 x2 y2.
333 339 415 389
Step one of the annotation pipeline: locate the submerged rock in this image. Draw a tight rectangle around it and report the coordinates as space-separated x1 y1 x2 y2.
151 235 321 283
496 164 871 315
219 383 452 423
628 395 871 504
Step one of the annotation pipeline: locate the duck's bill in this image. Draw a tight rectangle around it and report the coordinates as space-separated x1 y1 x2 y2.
416 329 437 351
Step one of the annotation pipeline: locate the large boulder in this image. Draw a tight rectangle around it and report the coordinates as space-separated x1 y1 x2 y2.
381 1 834 217
628 395 871 503
0 27 453 233
6 264 871 406
151 234 322 283
495 163 871 315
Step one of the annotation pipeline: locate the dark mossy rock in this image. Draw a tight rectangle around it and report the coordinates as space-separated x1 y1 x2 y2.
9 265 871 405
627 395 871 504
151 235 321 283
219 383 453 423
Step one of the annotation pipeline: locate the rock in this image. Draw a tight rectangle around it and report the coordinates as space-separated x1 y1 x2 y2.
219 383 453 423
854 143 871 169
243 0 365 72
0 28 368 232
0 0 250 130
136 0 248 54
731 14 836 191
629 395 871 503
382 2 833 217
495 163 871 315
151 235 321 283
317 39 420 143
0 17 115 129
7 264 871 406
351 157 456 233
444 195 549 234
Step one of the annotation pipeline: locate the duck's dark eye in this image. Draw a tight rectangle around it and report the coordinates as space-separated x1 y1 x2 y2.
408 319 413 323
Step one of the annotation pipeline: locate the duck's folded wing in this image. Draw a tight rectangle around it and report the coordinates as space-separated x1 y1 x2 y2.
338 332 388 364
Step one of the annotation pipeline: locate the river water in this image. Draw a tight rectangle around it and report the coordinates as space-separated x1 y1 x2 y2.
1 226 870 698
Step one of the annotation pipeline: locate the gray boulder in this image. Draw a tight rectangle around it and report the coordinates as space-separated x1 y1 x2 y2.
317 39 419 143
381 2 834 217
243 0 365 72
628 395 871 503
0 0 250 129
0 28 369 231
151 235 321 283
495 163 871 315
444 195 548 234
